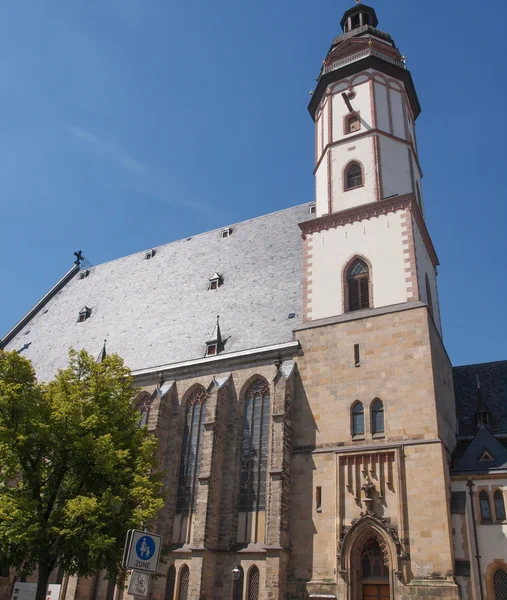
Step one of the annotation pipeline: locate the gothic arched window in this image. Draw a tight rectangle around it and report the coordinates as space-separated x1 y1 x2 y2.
361 539 389 580
494 569 507 599
232 567 244 600
176 388 208 514
239 379 270 512
494 490 506 521
345 161 363 190
177 565 189 600
347 259 370 312
425 274 434 318
165 566 176 600
247 566 260 600
479 491 492 521
371 399 384 434
352 402 365 437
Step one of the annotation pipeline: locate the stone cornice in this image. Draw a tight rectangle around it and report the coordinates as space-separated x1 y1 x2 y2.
299 194 439 268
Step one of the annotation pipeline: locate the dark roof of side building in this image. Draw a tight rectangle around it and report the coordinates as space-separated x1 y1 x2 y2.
453 361 507 437
452 427 507 475
2 203 313 382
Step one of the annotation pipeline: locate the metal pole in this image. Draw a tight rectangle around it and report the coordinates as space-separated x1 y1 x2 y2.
466 480 484 600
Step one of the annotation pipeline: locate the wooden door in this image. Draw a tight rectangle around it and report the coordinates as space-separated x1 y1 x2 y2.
363 584 389 600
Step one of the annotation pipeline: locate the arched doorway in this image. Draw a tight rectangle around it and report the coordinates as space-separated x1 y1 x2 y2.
360 538 390 600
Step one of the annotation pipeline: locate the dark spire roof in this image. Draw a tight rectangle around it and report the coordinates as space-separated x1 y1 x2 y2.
475 374 491 429
340 3 379 32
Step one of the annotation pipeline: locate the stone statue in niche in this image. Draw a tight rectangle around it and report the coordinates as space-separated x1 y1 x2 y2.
361 475 376 514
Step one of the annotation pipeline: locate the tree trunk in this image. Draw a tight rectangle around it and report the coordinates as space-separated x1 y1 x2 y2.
35 560 51 600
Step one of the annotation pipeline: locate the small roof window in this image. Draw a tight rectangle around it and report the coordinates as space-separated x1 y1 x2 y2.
221 227 232 238
309 203 316 214
208 272 223 290
480 450 495 462
79 269 90 279
78 306 92 323
145 249 156 260
205 315 223 356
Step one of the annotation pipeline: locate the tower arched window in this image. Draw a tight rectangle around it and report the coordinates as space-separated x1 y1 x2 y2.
345 161 363 190
352 402 365 437
232 567 244 600
479 490 492 521
239 379 270 513
347 259 370 312
371 399 385 435
247 566 260 600
425 274 434 318
165 566 176 600
494 569 507 599
494 490 506 521
176 388 208 515
177 565 189 600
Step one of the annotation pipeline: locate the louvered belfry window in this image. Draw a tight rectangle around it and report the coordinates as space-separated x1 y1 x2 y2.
345 162 363 190
347 259 370 311
176 388 208 514
239 379 270 512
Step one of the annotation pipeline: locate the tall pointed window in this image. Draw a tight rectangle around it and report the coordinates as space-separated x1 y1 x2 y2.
371 399 385 435
345 161 363 190
494 490 506 521
347 259 370 312
479 490 492 520
247 567 260 600
178 565 189 600
176 388 208 515
239 379 270 512
165 566 176 600
352 402 365 437
232 567 244 600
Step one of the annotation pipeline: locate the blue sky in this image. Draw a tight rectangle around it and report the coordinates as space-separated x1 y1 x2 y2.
0 0 505 367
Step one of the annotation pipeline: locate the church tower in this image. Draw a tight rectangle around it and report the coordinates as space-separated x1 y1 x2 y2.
302 2 441 333
292 5 460 599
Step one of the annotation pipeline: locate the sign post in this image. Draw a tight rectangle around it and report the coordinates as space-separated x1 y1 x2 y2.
128 572 150 598
123 529 162 574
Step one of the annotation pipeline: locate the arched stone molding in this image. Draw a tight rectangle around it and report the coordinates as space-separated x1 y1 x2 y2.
338 512 410 592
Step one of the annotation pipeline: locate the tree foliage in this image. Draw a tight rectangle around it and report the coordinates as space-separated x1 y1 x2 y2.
0 349 163 599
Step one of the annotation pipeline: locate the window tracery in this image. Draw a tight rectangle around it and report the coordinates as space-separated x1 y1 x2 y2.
239 379 270 512
176 388 208 514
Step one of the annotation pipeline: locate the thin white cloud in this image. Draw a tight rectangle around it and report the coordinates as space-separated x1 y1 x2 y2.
69 125 146 175
69 125 214 214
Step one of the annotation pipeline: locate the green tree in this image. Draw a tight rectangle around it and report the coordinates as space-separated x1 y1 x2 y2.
0 349 163 600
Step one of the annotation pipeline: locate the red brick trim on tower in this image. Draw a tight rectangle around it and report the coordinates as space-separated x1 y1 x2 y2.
302 235 314 322
400 209 419 301
300 194 438 267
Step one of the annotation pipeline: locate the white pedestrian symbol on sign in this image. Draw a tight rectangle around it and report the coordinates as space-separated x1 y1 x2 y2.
136 536 155 560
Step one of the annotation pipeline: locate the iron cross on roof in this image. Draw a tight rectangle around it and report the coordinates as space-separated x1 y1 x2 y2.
74 250 84 266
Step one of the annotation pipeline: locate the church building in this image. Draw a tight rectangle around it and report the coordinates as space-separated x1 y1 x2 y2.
1 3 506 600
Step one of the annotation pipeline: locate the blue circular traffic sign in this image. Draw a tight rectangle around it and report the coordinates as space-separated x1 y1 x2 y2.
136 536 155 561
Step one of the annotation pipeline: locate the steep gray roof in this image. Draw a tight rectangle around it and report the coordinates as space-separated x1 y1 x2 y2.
3 204 313 382
452 427 507 474
453 361 507 436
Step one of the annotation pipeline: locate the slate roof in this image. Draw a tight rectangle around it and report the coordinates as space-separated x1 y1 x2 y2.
452 427 507 475
2 203 313 382
453 361 507 436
